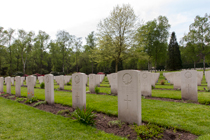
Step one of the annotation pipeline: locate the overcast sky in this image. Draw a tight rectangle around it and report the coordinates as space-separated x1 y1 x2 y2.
1 0 209 45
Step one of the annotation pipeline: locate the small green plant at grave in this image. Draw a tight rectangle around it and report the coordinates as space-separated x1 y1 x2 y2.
204 87 210 92
0 92 7 96
67 82 71 86
8 96 15 99
132 123 164 139
54 88 60 91
33 101 47 107
160 80 165 85
15 97 27 102
108 120 125 128
24 97 38 104
72 106 96 126
57 109 70 115
152 86 155 89
95 86 100 94
40 82 45 89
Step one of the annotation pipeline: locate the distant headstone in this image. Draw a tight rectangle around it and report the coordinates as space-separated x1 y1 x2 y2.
11 77 14 85
118 70 141 125
72 73 86 109
33 75 36 87
141 71 151 96
89 74 96 93
99 74 105 83
59 75 64 90
5 77 11 94
197 71 203 86
15 76 21 96
38 76 44 84
64 75 72 84
206 71 210 89
0 77 3 92
96 75 101 86
173 72 181 89
181 70 197 102
107 73 118 95
27 76 35 99
151 73 160 87
21 77 25 85
45 74 54 104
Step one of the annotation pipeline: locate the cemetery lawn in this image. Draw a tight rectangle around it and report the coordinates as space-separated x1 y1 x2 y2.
0 97 125 140
4 86 210 139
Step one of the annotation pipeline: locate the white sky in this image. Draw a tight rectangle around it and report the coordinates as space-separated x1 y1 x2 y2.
0 0 209 45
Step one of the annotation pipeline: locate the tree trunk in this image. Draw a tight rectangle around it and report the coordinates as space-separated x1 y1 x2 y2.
115 61 118 72
92 60 93 73
203 56 205 74
194 61 196 70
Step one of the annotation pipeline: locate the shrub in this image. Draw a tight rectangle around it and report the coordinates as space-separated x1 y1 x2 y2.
67 82 71 85
15 97 27 102
33 101 47 107
160 80 165 85
108 120 125 128
132 123 164 139
24 97 38 104
40 82 45 89
95 86 100 94
72 106 96 126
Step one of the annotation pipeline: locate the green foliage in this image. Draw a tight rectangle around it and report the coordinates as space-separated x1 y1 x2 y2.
33 101 47 107
56 109 70 115
24 97 38 104
8 96 15 99
108 120 125 128
15 97 27 102
95 86 100 94
40 82 45 89
132 123 164 139
0 92 8 96
166 32 182 70
67 82 71 85
72 106 96 126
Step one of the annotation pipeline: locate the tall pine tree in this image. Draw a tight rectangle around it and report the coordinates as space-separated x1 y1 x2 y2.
167 32 182 70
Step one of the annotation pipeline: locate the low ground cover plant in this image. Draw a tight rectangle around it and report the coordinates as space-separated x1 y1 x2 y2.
72 106 96 126
40 82 45 89
108 120 124 128
33 101 47 107
24 97 38 104
95 86 100 94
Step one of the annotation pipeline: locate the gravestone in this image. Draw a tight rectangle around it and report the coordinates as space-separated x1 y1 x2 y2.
173 72 181 89
108 73 118 95
118 70 141 125
11 77 14 85
206 71 210 88
72 73 86 109
33 75 37 87
21 77 25 85
151 73 157 87
89 74 96 93
45 74 54 104
165 73 174 84
38 76 44 84
141 71 151 96
99 74 105 83
15 76 21 96
27 76 35 99
181 70 197 102
197 71 203 86
0 77 3 92
96 75 101 86
5 77 11 94
59 75 64 90
64 75 72 84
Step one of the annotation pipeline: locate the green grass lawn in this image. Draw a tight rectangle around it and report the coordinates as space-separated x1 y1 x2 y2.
3 85 210 139
0 97 124 140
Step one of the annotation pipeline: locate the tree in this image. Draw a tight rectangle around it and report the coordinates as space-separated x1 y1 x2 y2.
167 32 182 70
56 30 74 73
97 4 138 72
135 16 170 71
74 37 82 72
182 13 210 73
85 31 96 73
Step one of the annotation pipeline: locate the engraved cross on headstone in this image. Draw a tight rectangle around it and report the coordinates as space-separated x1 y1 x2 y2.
186 84 191 94
75 92 79 103
124 95 131 109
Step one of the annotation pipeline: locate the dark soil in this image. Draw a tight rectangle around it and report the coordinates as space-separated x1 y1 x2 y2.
1 93 198 140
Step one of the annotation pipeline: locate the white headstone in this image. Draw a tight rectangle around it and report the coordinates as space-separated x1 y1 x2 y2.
45 74 54 104
72 73 86 109
89 74 96 93
59 75 64 90
64 75 72 84
11 77 14 85
173 72 181 89
108 73 118 95
197 71 203 86
15 76 21 96
33 75 36 87
0 77 3 92
141 72 151 96
99 74 105 83
21 77 25 86
181 70 197 102
5 77 11 94
38 76 44 84
118 70 141 125
96 75 101 86
27 76 35 99
206 71 210 88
